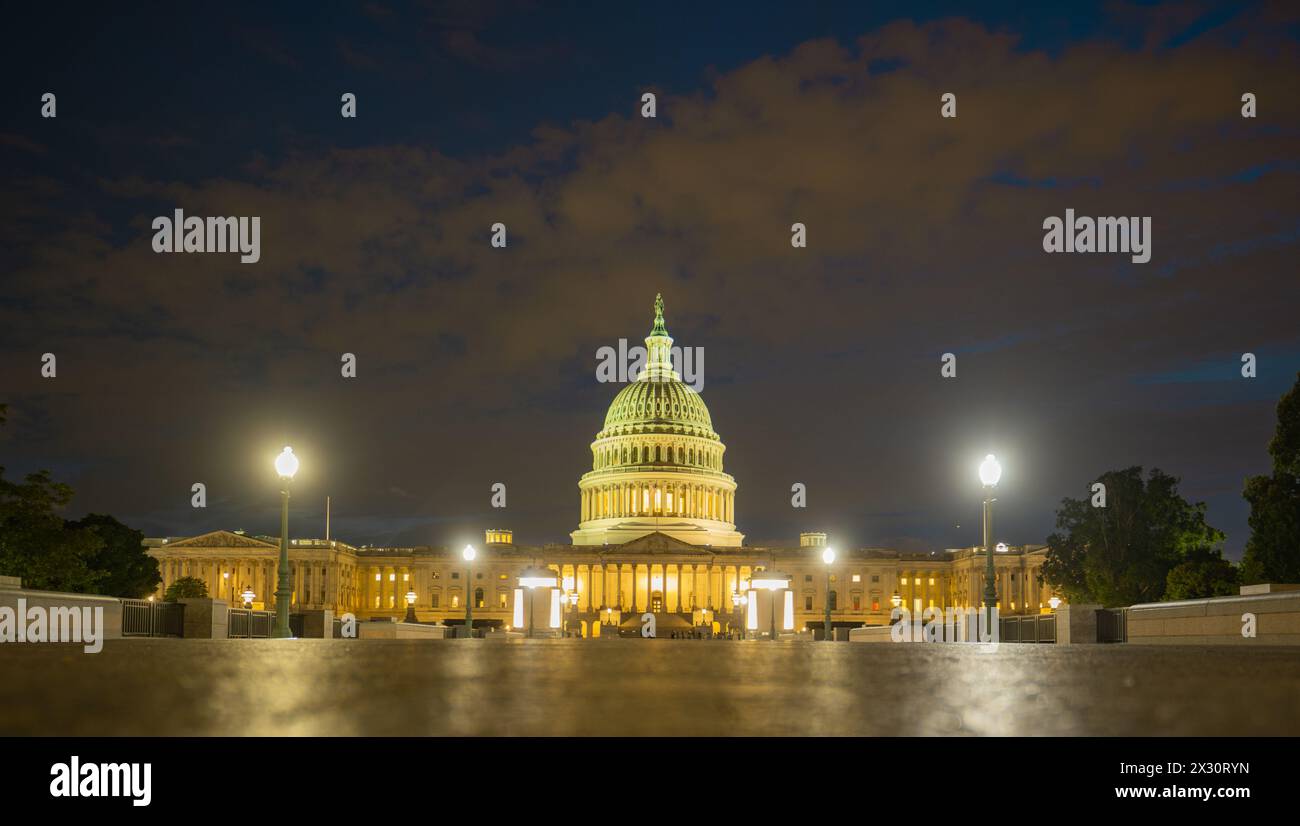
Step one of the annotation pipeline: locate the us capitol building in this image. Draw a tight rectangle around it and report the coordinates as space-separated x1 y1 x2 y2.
146 296 1053 637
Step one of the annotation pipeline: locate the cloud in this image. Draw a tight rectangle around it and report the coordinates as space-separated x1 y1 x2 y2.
2 9 1297 551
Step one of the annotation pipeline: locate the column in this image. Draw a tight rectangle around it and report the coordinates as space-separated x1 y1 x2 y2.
624 561 634 613
674 564 682 612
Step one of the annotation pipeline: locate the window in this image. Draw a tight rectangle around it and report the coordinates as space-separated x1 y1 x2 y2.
872 600 880 611
452 572 460 580
498 573 507 580
852 574 861 583
805 596 813 610
389 573 395 581
828 591 838 611
872 575 879 583
853 595 861 610
476 572 484 580
430 593 440 609
403 573 409 582
928 577 935 586
498 592 508 609
475 588 485 608
804 575 812 582
451 594 460 608
901 577 908 585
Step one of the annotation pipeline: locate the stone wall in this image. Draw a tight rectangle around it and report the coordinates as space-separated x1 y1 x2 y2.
1128 589 1300 645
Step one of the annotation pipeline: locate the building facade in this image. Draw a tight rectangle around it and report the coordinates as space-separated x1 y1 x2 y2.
144 296 1055 636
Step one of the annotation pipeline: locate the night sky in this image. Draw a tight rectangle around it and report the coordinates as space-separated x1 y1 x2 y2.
2 1 1297 556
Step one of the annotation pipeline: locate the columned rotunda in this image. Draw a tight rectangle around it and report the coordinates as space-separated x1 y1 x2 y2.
570 295 743 547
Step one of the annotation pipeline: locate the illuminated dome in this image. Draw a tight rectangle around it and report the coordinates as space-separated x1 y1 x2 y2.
572 295 743 547
601 378 715 437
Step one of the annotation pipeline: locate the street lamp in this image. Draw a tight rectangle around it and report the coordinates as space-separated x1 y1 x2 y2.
978 453 1002 633
462 544 477 638
1049 596 1062 611
223 570 232 603
270 446 299 639
241 586 255 609
517 567 557 638
404 584 418 623
567 590 580 636
821 547 836 641
730 590 745 638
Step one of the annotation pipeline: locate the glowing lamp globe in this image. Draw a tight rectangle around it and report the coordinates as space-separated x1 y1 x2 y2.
978 454 1002 487
1049 596 1062 610
463 544 477 562
275 446 300 479
822 547 836 565
995 542 1008 553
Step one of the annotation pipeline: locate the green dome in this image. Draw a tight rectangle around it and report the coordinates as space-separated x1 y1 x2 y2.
600 378 716 437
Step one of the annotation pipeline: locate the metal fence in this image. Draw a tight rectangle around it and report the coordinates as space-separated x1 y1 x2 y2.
227 608 275 638
1097 607 1128 643
998 613 1056 643
121 599 185 637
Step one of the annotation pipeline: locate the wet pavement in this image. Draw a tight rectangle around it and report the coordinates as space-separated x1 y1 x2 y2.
2 638 1298 736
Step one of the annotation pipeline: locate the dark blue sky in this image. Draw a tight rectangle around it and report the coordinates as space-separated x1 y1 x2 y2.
2 1 1298 556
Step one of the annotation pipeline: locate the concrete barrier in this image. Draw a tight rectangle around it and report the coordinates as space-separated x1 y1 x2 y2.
848 624 894 643
357 621 453 640
1128 589 1300 645
0 578 124 640
178 598 228 638
1055 603 1102 644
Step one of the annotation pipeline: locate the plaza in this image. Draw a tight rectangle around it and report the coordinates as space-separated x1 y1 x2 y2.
1 638 1297 737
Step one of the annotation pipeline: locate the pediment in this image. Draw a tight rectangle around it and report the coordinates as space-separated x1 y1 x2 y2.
160 530 278 550
612 531 712 555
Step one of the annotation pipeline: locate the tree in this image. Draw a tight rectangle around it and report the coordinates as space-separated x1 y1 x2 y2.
0 468 105 593
1042 467 1225 607
0 405 158 595
164 576 209 601
1165 547 1239 600
67 513 160 599
1241 372 1300 584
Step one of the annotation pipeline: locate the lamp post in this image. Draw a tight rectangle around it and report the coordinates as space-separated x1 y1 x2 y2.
978 453 1002 634
404 584 418 623
462 544 476 638
1049 596 1062 611
223 570 232 604
270 446 299 639
241 586 255 609
730 591 744 639
821 547 836 641
567 591 580 637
